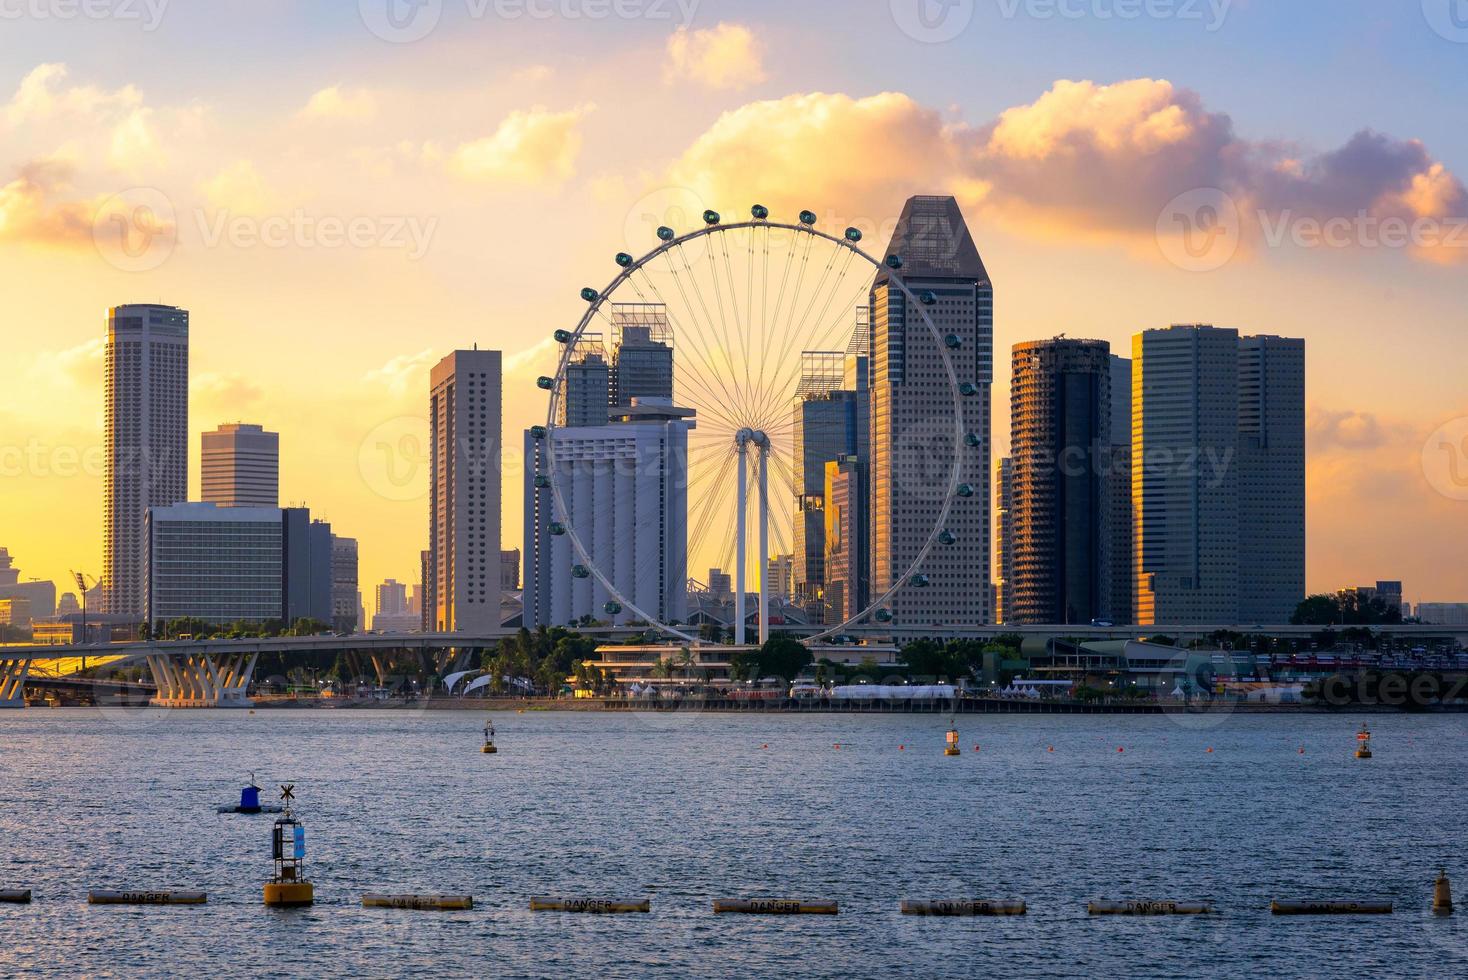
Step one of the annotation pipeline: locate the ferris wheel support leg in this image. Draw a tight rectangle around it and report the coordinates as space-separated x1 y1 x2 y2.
735 439 748 647
758 441 770 646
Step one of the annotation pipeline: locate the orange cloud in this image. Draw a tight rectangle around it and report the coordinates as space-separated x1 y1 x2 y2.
0 161 96 247
450 105 595 186
663 79 1466 265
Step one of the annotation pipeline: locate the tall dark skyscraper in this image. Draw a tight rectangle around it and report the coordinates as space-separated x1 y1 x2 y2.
869 196 992 625
1237 335 1306 622
104 304 189 617
1008 338 1113 625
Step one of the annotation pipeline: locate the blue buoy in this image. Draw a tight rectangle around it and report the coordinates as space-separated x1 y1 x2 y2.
240 783 261 814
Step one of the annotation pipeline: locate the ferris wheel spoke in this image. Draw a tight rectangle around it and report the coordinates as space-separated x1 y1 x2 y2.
672 241 744 413
650 252 749 419
628 273 747 428
761 250 863 401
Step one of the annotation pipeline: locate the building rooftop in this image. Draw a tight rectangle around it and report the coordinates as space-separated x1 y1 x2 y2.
874 195 989 285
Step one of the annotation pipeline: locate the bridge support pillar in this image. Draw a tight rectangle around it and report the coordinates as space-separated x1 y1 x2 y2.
147 652 259 708
0 658 30 708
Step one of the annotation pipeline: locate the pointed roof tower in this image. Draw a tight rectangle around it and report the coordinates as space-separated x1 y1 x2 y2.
874 195 988 285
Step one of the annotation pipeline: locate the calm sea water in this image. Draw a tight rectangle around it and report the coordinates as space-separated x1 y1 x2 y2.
1 707 1465 979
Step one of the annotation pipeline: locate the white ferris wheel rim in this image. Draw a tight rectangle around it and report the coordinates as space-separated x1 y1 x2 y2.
540 214 969 647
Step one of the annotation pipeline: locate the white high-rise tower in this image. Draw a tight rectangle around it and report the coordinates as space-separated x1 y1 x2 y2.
104 304 189 617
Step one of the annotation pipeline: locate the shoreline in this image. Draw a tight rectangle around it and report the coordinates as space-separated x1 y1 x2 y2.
247 696 1468 714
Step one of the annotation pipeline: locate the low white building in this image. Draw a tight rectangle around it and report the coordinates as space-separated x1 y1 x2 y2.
524 398 693 628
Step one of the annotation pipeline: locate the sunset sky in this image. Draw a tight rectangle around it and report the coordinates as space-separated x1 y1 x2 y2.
2 0 1465 612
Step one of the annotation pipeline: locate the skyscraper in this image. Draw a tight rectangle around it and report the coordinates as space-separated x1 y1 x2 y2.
792 351 865 620
1105 355 1133 624
1237 335 1306 622
610 305 674 407
105 303 189 617
993 457 1014 625
429 349 503 633
524 398 693 628
1132 325 1241 625
1008 338 1112 625
201 423 279 507
559 335 611 427
869 196 992 625
822 455 867 624
330 535 359 633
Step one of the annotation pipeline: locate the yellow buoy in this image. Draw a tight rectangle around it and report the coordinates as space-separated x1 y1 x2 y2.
481 721 497 754
1434 870 1454 916
263 785 314 908
945 722 961 757
1355 724 1373 759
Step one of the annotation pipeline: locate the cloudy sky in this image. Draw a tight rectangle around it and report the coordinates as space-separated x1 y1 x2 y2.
2 0 1466 611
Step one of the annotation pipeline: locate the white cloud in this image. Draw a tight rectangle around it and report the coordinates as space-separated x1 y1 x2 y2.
663 23 767 92
299 86 378 123
363 348 437 395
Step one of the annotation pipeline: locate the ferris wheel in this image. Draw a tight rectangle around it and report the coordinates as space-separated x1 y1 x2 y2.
532 204 969 646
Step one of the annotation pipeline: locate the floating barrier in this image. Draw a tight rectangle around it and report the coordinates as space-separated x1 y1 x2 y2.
364 893 473 911
88 890 206 906
713 899 838 915
1433 872 1453 916
529 897 650 913
1089 901 1213 916
0 889 31 904
1270 900 1392 915
901 900 1026 916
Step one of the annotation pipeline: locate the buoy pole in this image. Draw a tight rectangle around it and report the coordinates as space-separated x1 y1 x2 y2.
1434 870 1454 916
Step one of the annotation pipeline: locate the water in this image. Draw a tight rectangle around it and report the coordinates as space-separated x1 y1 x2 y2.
1 708 1465 979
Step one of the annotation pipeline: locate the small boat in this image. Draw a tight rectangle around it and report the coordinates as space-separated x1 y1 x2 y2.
218 775 285 814
1355 724 1372 759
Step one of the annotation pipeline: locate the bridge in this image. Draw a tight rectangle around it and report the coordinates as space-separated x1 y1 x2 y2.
2 621 1462 708
0 631 514 708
